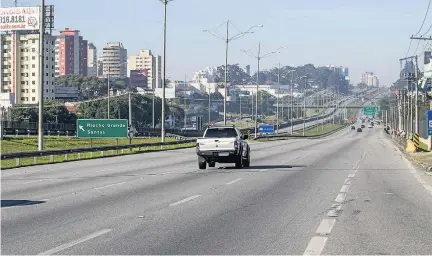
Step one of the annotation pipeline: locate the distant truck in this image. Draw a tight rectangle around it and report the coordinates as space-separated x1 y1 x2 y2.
195 126 250 169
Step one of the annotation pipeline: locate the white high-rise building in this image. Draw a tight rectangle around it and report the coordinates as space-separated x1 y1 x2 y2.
127 49 161 89
87 42 97 77
0 32 56 106
361 72 379 87
102 42 127 78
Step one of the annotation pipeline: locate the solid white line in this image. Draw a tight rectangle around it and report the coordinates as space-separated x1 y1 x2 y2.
23 179 44 184
260 169 269 172
94 182 126 190
37 229 111 255
347 173 356 178
95 169 107 173
340 184 350 193
303 236 328 255
226 178 244 185
335 193 346 204
316 219 336 235
169 195 201 206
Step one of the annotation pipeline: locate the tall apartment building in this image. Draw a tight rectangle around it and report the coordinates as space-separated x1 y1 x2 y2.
102 42 127 78
0 32 56 105
361 72 379 87
54 28 88 77
127 49 161 89
87 42 97 76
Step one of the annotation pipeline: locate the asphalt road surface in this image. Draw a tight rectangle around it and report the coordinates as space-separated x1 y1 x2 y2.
2 122 432 255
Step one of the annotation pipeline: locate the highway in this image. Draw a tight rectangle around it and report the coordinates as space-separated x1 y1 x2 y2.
278 96 356 133
2 120 432 255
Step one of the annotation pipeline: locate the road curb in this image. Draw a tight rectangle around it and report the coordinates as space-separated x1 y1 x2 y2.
388 134 432 175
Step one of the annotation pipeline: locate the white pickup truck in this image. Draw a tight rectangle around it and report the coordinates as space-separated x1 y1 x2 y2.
196 126 250 169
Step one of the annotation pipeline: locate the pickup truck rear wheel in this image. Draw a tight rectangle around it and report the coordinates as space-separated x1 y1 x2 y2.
243 153 250 167
198 156 207 169
235 155 243 169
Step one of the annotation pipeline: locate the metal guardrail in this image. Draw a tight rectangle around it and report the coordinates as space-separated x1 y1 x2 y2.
254 123 350 140
1 139 197 161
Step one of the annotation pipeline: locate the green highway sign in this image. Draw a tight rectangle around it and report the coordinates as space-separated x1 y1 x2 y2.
76 119 128 138
363 106 377 116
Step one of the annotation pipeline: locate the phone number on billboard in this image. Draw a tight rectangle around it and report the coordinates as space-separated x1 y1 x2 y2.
0 15 26 24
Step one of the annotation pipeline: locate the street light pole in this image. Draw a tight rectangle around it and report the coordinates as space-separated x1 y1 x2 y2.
38 0 45 151
291 70 295 135
255 42 261 139
107 65 110 119
160 0 172 142
303 78 306 136
242 44 287 138
204 22 262 125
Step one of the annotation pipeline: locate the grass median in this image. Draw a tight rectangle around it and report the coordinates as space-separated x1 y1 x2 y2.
1 136 195 169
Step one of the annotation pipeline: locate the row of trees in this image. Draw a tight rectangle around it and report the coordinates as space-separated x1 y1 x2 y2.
212 64 350 93
7 94 185 128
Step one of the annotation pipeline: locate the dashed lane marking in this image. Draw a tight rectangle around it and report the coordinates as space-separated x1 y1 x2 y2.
316 218 336 235
303 236 328 256
37 229 111 255
347 173 355 178
340 184 350 193
93 182 126 190
226 178 244 185
169 195 201 206
335 193 346 204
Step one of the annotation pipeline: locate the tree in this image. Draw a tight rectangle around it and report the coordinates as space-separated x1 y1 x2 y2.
77 94 162 128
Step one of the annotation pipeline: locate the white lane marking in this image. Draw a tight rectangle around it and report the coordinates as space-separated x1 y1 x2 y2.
226 178 244 185
95 169 107 173
169 195 201 206
344 179 351 185
327 204 342 217
340 184 350 193
377 141 386 146
260 169 269 172
335 193 346 204
23 179 45 184
93 182 126 190
347 173 355 178
37 229 111 255
316 219 336 235
303 236 328 256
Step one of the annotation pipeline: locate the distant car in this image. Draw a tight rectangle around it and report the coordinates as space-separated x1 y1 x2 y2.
351 126 356 130
361 124 365 128
357 128 362 132
368 125 373 128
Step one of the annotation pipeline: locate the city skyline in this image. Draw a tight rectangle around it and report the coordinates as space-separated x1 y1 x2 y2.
2 0 428 86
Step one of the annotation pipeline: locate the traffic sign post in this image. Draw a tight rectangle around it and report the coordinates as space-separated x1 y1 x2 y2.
363 106 377 116
427 110 432 136
258 124 275 135
76 119 128 138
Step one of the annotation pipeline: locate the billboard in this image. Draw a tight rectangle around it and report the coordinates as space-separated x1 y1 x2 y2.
0 7 40 31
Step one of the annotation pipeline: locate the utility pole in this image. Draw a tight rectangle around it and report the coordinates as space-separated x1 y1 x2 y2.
303 77 307 136
107 65 110 119
38 0 45 151
276 87 280 133
290 70 294 135
184 74 187 128
415 56 419 133
128 92 132 130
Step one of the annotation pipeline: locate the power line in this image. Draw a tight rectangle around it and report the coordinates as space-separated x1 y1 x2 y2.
414 0 432 36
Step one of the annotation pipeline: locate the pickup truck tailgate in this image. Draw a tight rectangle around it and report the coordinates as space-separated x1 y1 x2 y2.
197 138 236 151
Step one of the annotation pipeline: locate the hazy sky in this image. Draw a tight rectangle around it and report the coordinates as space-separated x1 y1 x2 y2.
2 0 431 85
